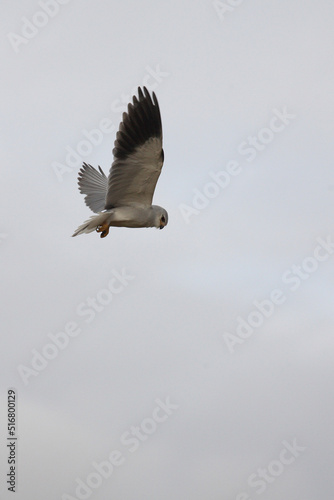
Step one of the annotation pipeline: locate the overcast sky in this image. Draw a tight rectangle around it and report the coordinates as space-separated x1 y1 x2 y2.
1 1 334 499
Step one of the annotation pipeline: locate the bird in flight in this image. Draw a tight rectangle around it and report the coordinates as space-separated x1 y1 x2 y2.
72 87 168 238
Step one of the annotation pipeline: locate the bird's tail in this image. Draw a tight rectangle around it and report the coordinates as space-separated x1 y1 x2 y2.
72 211 111 237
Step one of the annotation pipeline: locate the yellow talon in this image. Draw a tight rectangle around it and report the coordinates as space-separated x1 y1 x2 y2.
96 222 110 238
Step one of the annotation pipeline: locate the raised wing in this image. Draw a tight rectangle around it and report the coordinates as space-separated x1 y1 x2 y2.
105 87 164 209
77 162 108 213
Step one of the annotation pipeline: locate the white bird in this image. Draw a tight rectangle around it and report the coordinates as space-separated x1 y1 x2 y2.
72 87 168 238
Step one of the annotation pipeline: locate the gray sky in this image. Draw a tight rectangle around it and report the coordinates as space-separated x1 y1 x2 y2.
1 1 334 499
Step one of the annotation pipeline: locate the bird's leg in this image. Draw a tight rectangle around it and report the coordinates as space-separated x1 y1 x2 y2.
96 222 110 238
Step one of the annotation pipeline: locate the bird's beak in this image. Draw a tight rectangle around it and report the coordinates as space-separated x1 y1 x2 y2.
159 225 163 230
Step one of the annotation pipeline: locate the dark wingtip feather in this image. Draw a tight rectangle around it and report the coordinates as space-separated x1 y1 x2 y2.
113 87 163 160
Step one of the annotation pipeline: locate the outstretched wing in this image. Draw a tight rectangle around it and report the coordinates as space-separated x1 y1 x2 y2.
77 162 108 213
105 87 164 209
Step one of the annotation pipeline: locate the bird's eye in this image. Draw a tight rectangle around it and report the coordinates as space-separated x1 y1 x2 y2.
161 216 165 223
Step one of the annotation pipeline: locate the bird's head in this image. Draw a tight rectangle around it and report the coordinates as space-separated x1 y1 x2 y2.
152 206 168 230
159 211 168 230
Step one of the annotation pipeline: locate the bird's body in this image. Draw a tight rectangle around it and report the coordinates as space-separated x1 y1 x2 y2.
72 87 168 238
